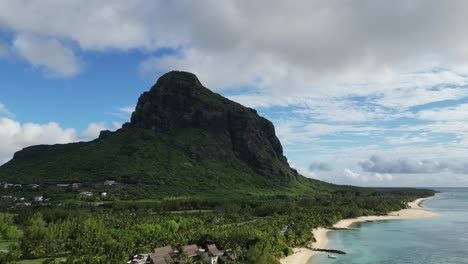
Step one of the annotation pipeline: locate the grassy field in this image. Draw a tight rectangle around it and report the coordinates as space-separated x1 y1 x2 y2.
0 239 15 251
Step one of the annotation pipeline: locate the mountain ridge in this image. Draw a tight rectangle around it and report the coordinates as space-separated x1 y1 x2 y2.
0 71 324 199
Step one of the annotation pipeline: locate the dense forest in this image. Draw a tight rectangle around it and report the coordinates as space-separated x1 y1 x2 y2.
0 187 434 264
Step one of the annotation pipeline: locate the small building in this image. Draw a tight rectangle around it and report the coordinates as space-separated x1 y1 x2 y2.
34 196 44 202
79 191 93 197
30 184 40 189
16 202 32 207
183 244 199 257
104 180 116 186
71 183 82 188
148 246 174 264
205 244 223 264
101 192 108 197
3 183 14 188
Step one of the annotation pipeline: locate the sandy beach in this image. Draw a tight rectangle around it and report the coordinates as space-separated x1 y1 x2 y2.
280 196 439 264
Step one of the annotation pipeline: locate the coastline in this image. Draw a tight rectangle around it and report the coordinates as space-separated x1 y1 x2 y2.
280 196 439 264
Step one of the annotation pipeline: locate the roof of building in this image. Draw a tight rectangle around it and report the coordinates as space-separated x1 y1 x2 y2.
207 244 223 257
153 246 174 256
148 254 173 264
183 244 199 257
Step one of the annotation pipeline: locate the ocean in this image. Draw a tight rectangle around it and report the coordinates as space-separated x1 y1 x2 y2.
309 188 468 264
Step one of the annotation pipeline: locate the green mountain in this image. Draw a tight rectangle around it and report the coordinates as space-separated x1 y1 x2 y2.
0 71 334 199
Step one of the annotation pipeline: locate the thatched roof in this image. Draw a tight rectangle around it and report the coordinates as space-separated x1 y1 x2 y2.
183 244 199 257
153 246 174 256
148 246 174 264
148 254 173 264
207 244 223 257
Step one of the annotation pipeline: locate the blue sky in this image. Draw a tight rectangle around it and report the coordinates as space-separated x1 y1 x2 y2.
1 1 468 187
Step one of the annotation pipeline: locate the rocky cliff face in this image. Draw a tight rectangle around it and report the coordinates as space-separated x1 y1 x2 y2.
121 71 297 179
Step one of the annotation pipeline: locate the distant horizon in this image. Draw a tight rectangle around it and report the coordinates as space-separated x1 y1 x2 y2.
2 1 468 187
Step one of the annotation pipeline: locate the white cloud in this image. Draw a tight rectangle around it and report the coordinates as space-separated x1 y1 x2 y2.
343 168 393 182
359 155 468 174
0 102 14 118
416 103 468 121
1 1 468 87
289 162 319 180
385 134 429 145
0 117 113 164
112 121 123 130
13 34 81 77
80 122 108 140
119 106 134 114
0 117 77 163
274 120 383 145
111 105 135 119
309 162 332 172
0 0 183 51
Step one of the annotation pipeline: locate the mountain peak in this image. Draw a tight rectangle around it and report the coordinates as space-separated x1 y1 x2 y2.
122 71 298 179
150 71 202 93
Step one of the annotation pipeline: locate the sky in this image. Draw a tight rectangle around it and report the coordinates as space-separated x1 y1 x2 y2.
1 0 468 187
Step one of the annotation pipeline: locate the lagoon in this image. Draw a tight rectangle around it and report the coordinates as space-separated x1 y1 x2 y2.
310 188 468 264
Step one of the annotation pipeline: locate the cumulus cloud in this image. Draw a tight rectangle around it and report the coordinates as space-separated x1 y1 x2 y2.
309 162 332 172
0 0 183 51
289 162 319 180
0 102 14 118
0 117 113 164
13 34 81 77
137 1 468 90
0 1 468 84
359 155 468 174
80 122 109 140
343 168 393 182
0 117 77 163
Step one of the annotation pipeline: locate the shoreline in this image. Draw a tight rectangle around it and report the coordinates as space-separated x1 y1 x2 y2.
280 196 439 264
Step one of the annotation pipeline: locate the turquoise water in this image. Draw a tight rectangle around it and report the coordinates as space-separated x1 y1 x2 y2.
309 188 468 264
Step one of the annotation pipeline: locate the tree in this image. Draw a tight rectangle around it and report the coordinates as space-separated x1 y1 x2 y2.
245 241 279 264
5 226 22 240
21 213 47 257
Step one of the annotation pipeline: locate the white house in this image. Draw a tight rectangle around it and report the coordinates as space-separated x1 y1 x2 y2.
104 180 116 186
80 191 93 197
204 244 223 264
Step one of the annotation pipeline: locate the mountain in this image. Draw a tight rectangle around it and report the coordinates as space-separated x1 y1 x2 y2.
0 71 331 198
122 71 297 179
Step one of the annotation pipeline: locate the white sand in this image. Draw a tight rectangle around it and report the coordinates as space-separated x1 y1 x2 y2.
280 196 439 264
